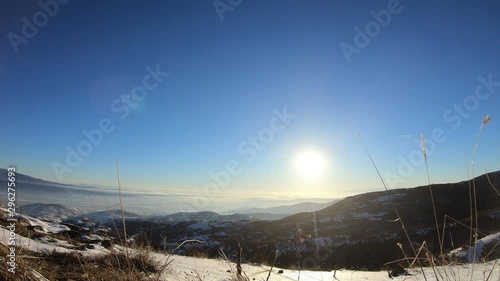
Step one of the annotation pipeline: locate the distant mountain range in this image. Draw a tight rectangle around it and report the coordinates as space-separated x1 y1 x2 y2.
0 168 104 193
0 168 54 185
223 200 340 219
148 211 254 222
0 168 142 213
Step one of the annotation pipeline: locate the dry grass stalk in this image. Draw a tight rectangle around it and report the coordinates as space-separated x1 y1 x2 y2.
484 170 500 197
359 134 428 281
470 115 491 278
421 134 443 256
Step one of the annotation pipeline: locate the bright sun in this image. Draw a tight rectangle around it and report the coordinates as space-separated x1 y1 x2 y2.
295 150 326 180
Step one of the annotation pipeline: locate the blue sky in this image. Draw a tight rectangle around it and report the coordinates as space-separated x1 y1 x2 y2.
1 0 499 201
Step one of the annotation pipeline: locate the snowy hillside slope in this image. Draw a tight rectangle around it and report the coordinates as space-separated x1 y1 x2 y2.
65 209 143 224
1 207 70 234
450 232 500 263
18 203 83 223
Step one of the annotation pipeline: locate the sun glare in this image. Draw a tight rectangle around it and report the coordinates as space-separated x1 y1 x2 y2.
295 150 326 180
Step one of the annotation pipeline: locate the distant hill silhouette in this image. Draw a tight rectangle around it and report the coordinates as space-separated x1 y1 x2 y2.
0 168 54 184
226 200 340 215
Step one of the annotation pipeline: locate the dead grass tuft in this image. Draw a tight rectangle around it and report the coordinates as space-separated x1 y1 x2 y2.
0 244 172 281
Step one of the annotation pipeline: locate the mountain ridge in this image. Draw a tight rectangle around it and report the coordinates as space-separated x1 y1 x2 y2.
225 200 340 215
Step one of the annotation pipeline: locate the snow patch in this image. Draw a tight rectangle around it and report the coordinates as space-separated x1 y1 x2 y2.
352 211 388 220
371 193 405 203
450 232 500 262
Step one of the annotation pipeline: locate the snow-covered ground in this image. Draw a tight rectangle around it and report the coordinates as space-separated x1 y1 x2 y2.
16 214 71 234
0 225 110 256
161 253 390 281
450 232 500 263
160 254 500 281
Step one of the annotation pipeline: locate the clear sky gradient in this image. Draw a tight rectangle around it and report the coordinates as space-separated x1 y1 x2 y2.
1 0 499 201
